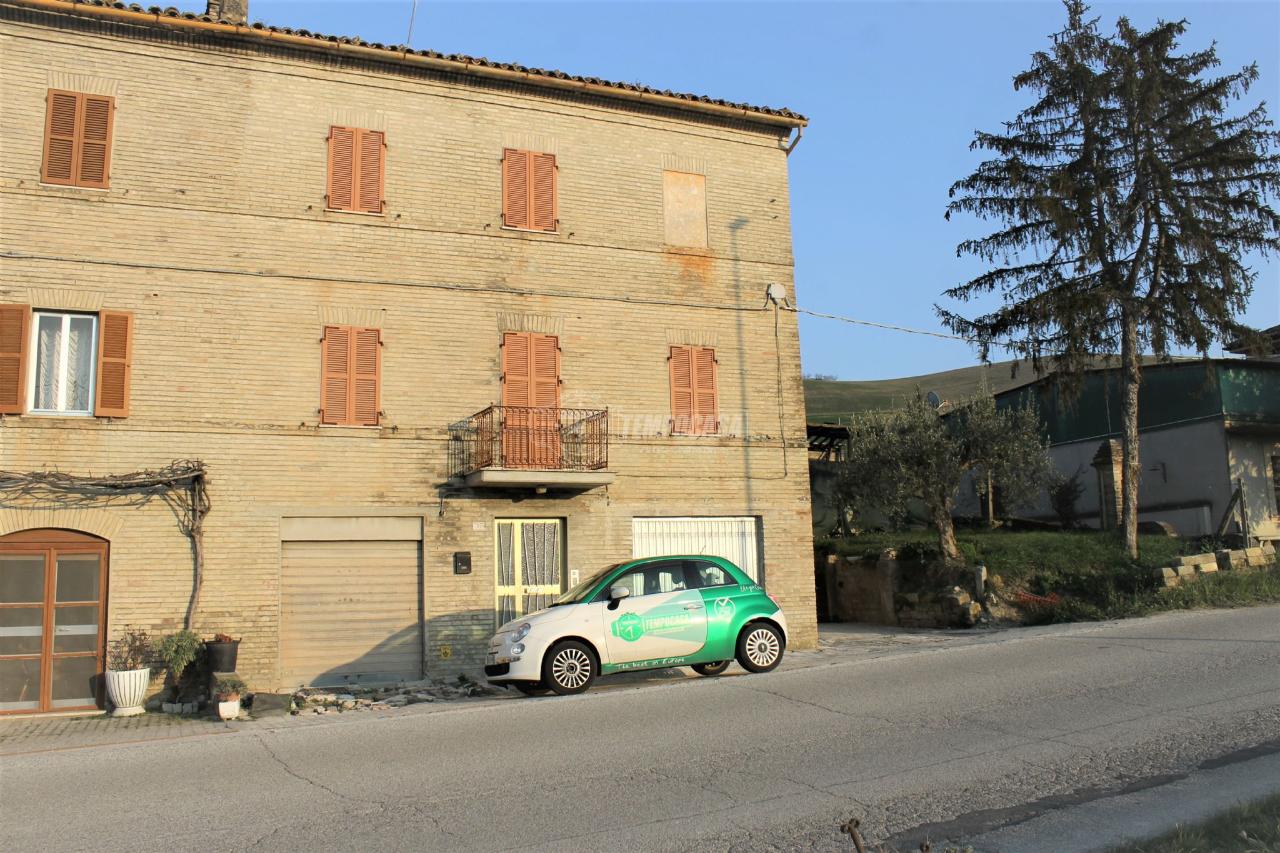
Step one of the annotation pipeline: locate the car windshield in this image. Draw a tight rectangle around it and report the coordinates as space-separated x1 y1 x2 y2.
550 563 624 606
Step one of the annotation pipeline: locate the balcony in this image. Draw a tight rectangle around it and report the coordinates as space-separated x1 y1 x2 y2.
448 406 615 489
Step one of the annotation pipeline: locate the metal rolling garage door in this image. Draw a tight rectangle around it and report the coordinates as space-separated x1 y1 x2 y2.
631 517 763 582
280 537 422 688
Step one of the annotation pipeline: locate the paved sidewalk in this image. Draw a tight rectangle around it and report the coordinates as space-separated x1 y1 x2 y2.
0 623 991 756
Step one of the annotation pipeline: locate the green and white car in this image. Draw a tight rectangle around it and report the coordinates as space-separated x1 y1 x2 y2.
485 555 788 696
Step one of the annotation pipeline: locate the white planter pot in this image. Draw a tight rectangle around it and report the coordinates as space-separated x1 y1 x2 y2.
216 698 241 720
105 667 150 717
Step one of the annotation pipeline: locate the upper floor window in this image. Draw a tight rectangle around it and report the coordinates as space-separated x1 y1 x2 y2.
319 325 381 426
327 126 385 214
502 149 557 232
0 305 132 418
669 345 719 435
663 171 708 248
31 312 97 415
42 90 114 189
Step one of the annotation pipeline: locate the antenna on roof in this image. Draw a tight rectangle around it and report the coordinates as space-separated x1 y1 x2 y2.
405 0 420 50
925 390 942 409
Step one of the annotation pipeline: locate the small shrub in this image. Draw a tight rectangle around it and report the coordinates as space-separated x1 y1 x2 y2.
107 627 152 671
157 630 201 683
213 674 247 700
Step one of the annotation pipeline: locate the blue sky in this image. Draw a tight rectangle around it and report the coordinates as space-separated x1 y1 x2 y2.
221 0 1277 380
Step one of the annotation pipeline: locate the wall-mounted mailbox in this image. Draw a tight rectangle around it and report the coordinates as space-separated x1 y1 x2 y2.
453 551 472 575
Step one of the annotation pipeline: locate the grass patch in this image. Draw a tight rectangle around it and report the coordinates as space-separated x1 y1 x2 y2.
1111 790 1280 852
820 529 1280 622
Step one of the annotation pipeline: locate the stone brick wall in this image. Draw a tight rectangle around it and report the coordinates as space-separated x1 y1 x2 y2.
0 5 815 692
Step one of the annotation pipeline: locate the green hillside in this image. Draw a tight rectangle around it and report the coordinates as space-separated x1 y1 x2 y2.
804 361 1035 423
805 356 1181 422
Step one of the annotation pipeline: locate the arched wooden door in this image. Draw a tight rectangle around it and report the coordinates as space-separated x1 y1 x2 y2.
0 529 108 714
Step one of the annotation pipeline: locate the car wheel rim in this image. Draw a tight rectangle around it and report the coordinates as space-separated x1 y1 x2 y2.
552 648 592 689
745 628 780 667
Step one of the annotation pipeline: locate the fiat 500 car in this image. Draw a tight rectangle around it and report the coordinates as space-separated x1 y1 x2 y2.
485 555 787 695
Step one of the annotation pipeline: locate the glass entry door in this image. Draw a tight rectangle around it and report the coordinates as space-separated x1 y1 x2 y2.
494 520 564 627
0 530 107 714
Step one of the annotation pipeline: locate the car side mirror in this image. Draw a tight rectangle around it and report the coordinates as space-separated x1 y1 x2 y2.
609 585 631 601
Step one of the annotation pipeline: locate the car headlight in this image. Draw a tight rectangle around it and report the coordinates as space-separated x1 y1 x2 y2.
510 643 525 656
512 623 532 643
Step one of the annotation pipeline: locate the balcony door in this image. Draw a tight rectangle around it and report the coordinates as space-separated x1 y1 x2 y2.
0 529 107 714
501 331 561 469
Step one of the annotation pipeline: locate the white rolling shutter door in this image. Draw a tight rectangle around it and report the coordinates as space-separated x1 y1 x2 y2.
631 517 762 581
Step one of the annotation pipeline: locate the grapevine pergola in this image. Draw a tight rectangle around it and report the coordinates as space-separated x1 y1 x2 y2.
0 461 210 629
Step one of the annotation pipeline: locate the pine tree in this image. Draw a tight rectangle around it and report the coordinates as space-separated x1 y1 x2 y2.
941 1 1280 557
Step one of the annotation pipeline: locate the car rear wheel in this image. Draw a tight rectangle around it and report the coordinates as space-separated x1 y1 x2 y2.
542 641 597 695
736 623 784 673
513 682 550 696
692 660 731 677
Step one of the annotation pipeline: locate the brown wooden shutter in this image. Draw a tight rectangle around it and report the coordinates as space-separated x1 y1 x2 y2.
502 149 529 230
530 334 560 408
352 327 381 426
692 346 719 434
77 95 114 189
530 153 557 232
669 345 694 434
42 91 79 185
327 127 355 211
501 331 531 407
0 304 31 415
94 310 133 418
320 325 351 424
356 130 385 214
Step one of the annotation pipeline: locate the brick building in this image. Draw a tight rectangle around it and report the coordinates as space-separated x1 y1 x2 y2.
0 0 814 713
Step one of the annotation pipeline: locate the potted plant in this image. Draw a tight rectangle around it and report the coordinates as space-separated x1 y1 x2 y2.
213 674 247 720
156 629 202 709
105 627 152 717
206 632 240 673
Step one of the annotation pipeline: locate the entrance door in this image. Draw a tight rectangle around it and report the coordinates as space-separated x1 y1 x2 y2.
632 517 763 582
501 332 562 468
0 530 107 714
495 519 564 626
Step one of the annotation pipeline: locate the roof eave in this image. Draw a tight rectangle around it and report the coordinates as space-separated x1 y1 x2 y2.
8 0 808 129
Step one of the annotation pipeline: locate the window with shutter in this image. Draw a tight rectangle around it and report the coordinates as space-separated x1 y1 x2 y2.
670 345 718 435
320 325 381 426
42 90 114 189
327 127 384 214
502 149 557 232
0 304 31 415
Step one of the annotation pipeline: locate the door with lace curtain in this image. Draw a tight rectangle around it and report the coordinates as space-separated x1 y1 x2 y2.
494 520 564 627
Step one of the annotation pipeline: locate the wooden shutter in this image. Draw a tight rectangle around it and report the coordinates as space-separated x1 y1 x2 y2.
78 95 113 188
320 325 351 424
530 334 560 408
356 130 385 214
327 127 355 212
501 331 531 407
692 347 719 434
352 327 381 426
530 153 557 232
502 149 529 230
0 304 31 415
669 345 694 434
94 310 133 418
42 90 113 188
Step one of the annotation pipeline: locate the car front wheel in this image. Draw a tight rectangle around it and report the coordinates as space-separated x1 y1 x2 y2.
542 641 597 695
736 623 784 673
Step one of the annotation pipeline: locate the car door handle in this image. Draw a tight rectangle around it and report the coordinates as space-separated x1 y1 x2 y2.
683 603 704 611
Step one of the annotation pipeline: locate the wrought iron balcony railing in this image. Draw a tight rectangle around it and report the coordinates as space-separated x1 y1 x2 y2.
448 406 609 479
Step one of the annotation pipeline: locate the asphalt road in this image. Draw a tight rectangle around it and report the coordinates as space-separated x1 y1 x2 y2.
4 606 1280 852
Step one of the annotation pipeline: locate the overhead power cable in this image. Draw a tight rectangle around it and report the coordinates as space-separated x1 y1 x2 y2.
788 305 975 343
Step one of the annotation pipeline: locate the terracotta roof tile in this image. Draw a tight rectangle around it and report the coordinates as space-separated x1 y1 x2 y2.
39 0 806 123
